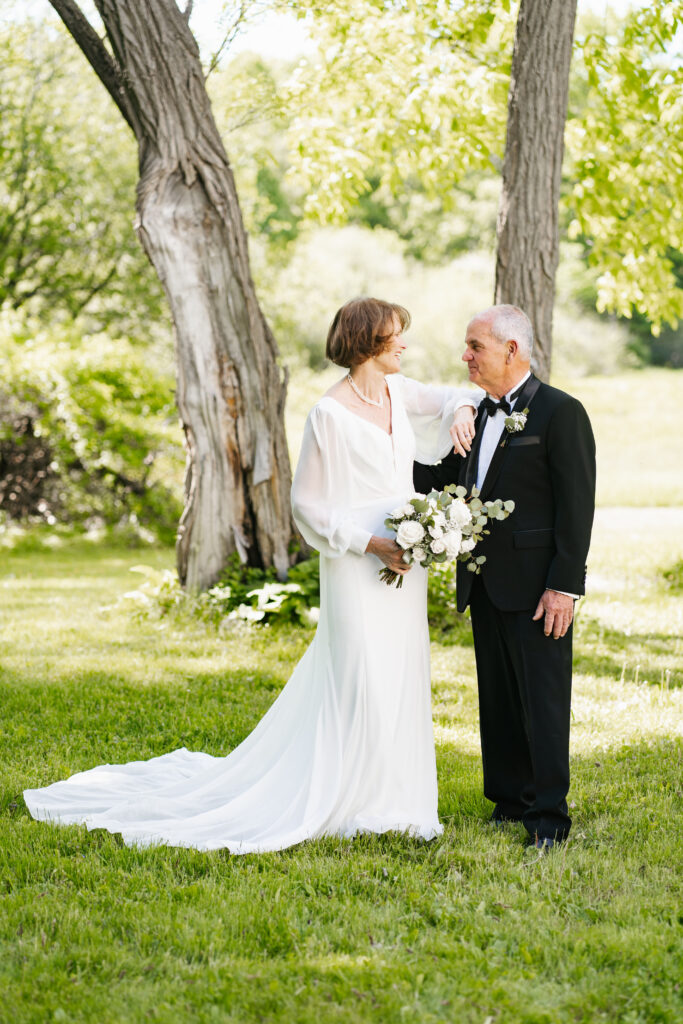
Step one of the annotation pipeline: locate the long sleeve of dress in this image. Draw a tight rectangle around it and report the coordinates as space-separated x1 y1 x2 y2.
291 404 373 559
397 375 481 465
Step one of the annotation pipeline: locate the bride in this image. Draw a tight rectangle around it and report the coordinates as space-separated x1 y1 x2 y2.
24 298 478 853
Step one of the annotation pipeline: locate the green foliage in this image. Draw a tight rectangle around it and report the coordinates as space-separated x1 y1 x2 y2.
279 0 683 343
0 19 166 338
125 554 322 629
209 53 302 257
426 561 473 645
203 554 319 627
0 313 183 541
624 253 683 368
567 1 683 334
284 0 512 219
662 559 683 593
347 174 500 264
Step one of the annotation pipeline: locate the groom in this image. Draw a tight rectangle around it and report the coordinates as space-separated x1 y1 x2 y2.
415 305 596 848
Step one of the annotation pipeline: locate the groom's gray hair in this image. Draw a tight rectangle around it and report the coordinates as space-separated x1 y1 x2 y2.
477 304 534 360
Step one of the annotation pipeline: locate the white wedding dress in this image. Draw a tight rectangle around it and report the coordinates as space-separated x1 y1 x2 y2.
24 375 473 853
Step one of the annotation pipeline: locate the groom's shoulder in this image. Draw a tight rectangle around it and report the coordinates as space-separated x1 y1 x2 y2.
534 379 590 417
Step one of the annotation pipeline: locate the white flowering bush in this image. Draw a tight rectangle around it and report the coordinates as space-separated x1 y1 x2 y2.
122 554 322 630
380 486 515 587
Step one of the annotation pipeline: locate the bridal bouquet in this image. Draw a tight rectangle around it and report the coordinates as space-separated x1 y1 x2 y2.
379 485 515 588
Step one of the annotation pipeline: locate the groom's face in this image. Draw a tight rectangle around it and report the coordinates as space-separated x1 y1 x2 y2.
462 319 507 393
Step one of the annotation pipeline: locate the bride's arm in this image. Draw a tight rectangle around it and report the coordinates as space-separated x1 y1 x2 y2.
291 406 373 559
397 375 482 464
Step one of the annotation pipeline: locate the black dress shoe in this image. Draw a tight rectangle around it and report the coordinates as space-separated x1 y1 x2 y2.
533 837 556 851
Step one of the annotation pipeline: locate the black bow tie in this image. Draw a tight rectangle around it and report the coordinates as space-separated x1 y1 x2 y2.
482 395 511 417
481 381 527 419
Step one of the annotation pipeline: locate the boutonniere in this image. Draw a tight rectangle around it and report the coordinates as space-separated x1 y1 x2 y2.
504 407 529 434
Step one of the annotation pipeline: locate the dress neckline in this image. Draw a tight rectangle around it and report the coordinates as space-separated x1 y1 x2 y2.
320 379 396 438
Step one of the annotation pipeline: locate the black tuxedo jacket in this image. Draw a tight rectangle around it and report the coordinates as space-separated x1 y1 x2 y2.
414 376 596 613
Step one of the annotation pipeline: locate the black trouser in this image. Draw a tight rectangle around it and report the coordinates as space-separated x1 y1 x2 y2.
469 577 573 841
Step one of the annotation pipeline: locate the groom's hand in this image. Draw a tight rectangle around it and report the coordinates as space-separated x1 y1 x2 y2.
532 590 574 639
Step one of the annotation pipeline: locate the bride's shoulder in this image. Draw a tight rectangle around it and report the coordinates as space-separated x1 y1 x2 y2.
321 377 350 404
309 378 351 419
306 380 348 428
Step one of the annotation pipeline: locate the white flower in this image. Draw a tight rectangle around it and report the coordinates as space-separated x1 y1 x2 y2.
461 536 476 552
433 511 447 527
230 603 265 622
247 582 301 610
443 528 462 558
428 524 444 539
304 606 320 625
412 546 428 563
504 408 529 434
448 501 472 528
402 502 417 516
391 506 407 519
430 538 446 554
396 520 426 549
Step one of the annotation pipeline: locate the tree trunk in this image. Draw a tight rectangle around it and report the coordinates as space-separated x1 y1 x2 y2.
48 0 296 589
495 0 578 381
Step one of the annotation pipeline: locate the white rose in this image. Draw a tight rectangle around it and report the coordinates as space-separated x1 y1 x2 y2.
428 524 444 539
460 536 476 552
402 503 416 516
412 546 427 563
443 528 462 558
396 520 426 549
391 506 406 519
430 538 446 554
449 501 472 528
433 511 447 527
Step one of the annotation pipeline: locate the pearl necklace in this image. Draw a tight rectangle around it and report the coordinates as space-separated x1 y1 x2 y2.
347 373 384 408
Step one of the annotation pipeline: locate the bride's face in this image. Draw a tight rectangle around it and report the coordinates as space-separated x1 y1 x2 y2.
374 314 406 375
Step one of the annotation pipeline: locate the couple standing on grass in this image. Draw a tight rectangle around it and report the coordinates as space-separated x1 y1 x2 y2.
24 299 596 856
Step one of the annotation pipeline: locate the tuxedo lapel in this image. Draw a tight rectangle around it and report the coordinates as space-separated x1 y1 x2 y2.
480 375 542 501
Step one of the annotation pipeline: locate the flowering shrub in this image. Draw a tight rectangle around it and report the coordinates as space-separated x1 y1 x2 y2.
123 554 322 629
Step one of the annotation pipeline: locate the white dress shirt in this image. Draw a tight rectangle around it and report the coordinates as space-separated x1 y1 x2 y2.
475 371 531 490
476 372 577 600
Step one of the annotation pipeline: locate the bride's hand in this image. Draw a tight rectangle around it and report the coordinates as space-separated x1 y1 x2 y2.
366 536 411 574
450 404 476 455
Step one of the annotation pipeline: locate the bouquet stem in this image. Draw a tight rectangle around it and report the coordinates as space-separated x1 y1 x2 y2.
379 568 404 588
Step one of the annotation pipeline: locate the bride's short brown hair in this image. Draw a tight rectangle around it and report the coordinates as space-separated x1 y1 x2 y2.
325 297 411 368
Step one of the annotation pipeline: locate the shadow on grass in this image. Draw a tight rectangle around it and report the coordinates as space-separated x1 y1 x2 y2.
575 616 682 687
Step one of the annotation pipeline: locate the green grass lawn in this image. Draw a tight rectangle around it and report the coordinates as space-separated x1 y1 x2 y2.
1 497 682 1022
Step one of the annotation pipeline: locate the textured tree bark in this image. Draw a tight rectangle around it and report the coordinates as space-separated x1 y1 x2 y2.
48 0 296 589
495 0 578 381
